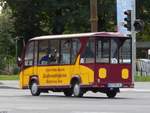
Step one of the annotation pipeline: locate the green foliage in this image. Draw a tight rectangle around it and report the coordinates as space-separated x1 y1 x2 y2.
0 75 18 80
97 0 116 31
135 75 150 82
1 0 149 41
0 5 16 73
136 0 150 41
0 0 150 73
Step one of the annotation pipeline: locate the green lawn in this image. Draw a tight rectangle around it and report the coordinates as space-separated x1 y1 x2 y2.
0 75 19 80
134 75 150 82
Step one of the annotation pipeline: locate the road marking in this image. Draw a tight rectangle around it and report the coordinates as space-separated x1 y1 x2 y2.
71 112 125 113
120 88 150 92
16 107 49 110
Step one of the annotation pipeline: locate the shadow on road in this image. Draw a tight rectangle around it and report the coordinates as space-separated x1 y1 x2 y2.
25 94 132 100
0 86 19 89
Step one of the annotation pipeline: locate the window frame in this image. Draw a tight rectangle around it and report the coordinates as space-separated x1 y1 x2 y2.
36 38 81 66
118 38 132 64
37 39 49 65
70 38 81 64
80 37 95 64
60 39 72 65
24 41 34 66
96 37 132 64
37 39 61 66
96 37 111 64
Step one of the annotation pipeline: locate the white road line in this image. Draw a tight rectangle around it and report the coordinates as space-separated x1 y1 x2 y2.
71 112 125 113
15 107 49 110
120 88 150 92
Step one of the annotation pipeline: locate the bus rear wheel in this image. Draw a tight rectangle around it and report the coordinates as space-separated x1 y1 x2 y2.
106 91 117 98
30 81 41 96
72 82 84 97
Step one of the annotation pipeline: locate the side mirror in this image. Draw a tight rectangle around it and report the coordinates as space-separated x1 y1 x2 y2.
17 57 22 67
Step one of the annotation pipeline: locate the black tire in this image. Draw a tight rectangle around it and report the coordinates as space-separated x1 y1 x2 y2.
30 81 41 96
106 91 117 98
72 82 84 97
64 89 73 97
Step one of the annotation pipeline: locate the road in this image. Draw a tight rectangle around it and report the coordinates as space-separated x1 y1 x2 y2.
0 81 150 113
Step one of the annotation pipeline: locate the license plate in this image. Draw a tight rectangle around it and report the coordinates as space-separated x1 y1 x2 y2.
108 83 122 88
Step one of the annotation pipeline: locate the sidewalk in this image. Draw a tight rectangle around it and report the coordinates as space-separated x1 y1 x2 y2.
0 80 19 89
121 82 150 92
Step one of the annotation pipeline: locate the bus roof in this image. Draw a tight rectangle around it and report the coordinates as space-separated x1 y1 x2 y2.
30 32 128 41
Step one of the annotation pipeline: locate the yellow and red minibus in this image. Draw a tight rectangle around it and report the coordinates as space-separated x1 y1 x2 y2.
18 32 134 98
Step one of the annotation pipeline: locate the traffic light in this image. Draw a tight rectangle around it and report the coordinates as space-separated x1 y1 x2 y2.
124 10 131 31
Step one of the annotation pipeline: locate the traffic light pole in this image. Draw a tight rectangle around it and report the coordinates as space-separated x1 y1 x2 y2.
131 0 136 84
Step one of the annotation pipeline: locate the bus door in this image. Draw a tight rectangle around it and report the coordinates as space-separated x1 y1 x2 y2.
47 40 60 86
80 38 95 85
21 41 35 86
58 39 72 86
37 40 58 86
68 39 82 85
33 41 38 76
95 38 111 85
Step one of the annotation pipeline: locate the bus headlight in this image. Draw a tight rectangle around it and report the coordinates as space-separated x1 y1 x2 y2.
122 68 129 79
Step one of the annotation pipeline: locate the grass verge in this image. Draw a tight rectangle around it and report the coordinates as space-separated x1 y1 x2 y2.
0 75 150 81
0 75 18 80
135 75 150 82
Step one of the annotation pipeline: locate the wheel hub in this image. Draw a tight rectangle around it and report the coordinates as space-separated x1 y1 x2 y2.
31 83 38 94
73 84 80 96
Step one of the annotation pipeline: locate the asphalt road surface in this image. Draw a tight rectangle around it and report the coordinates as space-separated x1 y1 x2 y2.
0 82 150 113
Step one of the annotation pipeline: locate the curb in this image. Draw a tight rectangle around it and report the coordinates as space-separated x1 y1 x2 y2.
0 86 19 89
0 82 3 85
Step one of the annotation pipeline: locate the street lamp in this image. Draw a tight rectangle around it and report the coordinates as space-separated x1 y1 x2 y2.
14 36 24 60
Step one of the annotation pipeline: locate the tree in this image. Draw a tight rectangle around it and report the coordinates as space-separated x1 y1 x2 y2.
1 0 150 49
136 0 150 41
97 0 116 31
0 5 16 73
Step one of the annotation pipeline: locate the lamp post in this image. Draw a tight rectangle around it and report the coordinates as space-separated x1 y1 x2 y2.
14 36 24 60
15 36 19 60
90 0 98 32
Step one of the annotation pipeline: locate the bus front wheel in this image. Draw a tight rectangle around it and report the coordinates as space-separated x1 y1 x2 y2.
30 81 41 96
106 91 117 98
72 82 84 97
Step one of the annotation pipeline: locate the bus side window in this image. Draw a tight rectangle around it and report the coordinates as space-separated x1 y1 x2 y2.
24 42 34 66
71 39 81 64
96 39 110 63
38 40 49 65
81 38 95 63
111 39 119 64
48 40 59 64
119 39 131 63
60 40 71 64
